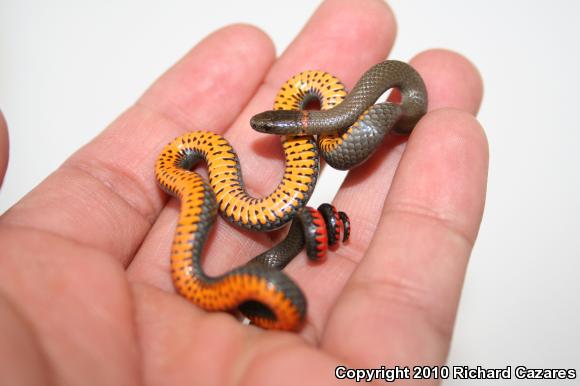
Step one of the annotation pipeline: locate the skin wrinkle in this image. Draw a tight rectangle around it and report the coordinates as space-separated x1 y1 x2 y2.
63 158 157 225
130 285 181 385
230 332 300 386
323 281 452 368
0 289 56 386
349 273 455 344
238 339 322 386
0 222 117 262
383 200 476 247
334 248 359 267
179 315 239 386
288 259 352 343
337 215 381 259
1 162 149 264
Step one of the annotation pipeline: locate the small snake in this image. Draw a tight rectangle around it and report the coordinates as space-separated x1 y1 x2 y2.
155 60 426 331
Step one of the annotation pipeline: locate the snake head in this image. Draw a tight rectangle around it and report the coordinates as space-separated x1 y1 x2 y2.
250 110 305 135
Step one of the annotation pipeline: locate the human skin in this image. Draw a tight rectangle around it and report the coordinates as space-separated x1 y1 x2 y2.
0 0 486 385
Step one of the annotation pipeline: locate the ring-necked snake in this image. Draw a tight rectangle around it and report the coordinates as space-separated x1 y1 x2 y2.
155 60 427 331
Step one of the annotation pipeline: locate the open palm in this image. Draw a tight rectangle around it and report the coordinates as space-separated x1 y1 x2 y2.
0 0 487 385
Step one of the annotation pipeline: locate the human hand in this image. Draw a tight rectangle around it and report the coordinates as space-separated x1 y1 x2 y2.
0 0 486 385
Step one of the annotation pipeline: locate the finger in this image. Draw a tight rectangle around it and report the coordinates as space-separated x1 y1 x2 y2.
0 110 8 187
287 49 483 335
323 108 489 366
127 0 398 329
0 25 275 265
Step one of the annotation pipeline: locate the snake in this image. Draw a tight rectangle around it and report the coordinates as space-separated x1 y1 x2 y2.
155 60 427 331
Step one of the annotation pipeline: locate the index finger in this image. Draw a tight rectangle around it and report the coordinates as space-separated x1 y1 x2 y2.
0 24 275 264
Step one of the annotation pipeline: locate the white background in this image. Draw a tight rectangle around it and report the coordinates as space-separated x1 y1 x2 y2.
1 0 579 383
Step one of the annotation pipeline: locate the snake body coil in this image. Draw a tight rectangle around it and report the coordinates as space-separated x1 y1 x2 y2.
155 60 427 331
155 131 348 330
